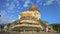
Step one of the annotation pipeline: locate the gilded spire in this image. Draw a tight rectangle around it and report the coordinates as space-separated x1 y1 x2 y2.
29 4 38 11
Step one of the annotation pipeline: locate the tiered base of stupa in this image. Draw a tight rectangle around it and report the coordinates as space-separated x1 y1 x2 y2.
7 22 43 32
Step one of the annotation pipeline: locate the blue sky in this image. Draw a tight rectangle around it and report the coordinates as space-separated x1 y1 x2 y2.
0 0 60 24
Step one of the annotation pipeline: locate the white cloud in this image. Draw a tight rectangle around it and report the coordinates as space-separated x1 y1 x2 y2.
0 10 7 18
14 0 20 4
36 0 41 3
5 2 15 10
16 3 20 6
7 2 15 10
0 10 10 24
58 2 60 4
23 0 30 7
55 0 60 1
24 4 28 7
21 8 23 10
7 10 15 13
7 10 11 13
22 0 25 1
16 10 19 12
15 0 20 6
12 11 16 13
0 19 7 24
10 15 14 17
45 0 55 5
16 0 19 3
14 0 17 2
0 10 15 24
6 3 10 6
18 7 20 9
43 3 46 6
10 20 16 23
0 0 21 24
6 0 9 2
44 0 60 6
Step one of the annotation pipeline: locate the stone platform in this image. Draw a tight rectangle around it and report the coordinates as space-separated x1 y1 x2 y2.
0 31 60 34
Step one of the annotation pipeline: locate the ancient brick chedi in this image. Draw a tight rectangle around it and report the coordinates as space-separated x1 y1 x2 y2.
4 4 54 32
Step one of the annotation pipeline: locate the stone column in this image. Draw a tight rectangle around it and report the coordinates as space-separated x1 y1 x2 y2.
24 30 25 33
46 27 48 32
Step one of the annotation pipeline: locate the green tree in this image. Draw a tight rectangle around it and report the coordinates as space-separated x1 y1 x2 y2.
51 24 60 32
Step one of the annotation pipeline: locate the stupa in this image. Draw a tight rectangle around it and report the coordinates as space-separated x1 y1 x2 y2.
4 4 54 32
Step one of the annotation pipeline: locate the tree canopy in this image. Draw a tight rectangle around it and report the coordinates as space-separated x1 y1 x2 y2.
51 24 60 32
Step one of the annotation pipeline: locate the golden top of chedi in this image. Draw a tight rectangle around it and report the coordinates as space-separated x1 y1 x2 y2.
29 4 38 11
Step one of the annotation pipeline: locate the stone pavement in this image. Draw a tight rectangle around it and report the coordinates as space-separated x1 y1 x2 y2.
0 31 60 34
